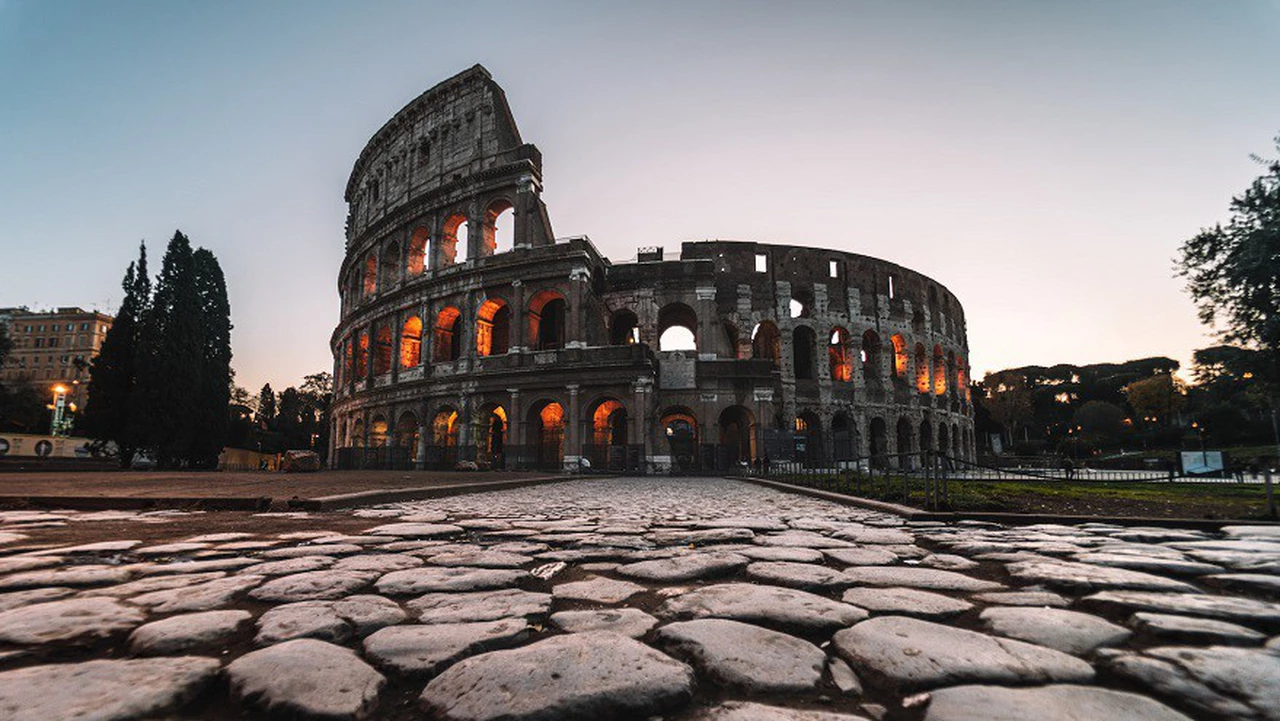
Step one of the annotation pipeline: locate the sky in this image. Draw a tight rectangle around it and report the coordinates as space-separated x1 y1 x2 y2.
2 0 1278 392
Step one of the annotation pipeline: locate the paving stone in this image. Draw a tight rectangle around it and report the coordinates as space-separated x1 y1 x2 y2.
971 590 1069 607
841 587 973 619
1071 552 1223 576
426 550 534 568
83 571 228 598
130 574 263 613
29 539 142 555
332 553 424 574
551 576 645 604
128 609 251 654
844 566 1003 592
827 656 863 695
831 616 1094 691
1081 590 1280 630
249 570 374 602
0 596 145 644
736 546 825 563
923 684 1193 721
256 601 351 645
238 555 336 576
420 631 694 720
409 588 552 623
756 531 854 548
0 587 75 611
617 552 748 582
1103 646 1280 720
824 547 897 566
0 656 220 721
376 567 529 595
0 556 58 574
746 561 853 590
832 527 914 545
658 582 868 633
0 566 132 590
1202 572 1280 597
398 511 452 523
227 638 386 719
695 517 788 532
365 522 465 537
186 532 255 542
979 606 1130 655
550 608 658 638
1222 525 1280 540
1005 559 1198 592
686 701 871 720
260 543 364 559
364 618 530 677
331 595 409 636
1130 612 1266 646
650 528 755 546
920 554 979 571
134 541 210 556
656 618 825 693
140 558 261 575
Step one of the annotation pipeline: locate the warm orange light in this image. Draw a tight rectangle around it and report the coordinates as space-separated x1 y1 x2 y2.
52 385 67 394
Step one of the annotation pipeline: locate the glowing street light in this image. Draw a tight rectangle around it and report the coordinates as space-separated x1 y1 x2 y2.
50 384 69 437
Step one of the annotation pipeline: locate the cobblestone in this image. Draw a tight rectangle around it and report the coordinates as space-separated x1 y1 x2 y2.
0 475 1276 718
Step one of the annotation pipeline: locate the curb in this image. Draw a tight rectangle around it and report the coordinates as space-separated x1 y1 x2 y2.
311 474 580 509
735 476 925 518
0 496 271 512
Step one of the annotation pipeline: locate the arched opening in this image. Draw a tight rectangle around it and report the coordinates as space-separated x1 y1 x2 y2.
529 401 565 469
407 228 429 276
609 309 639 346
933 345 947 396
828 327 852 382
937 424 949 461
831 412 857 461
788 299 806 319
660 407 699 472
528 290 567 350
718 405 755 467
591 399 628 446
891 334 909 382
476 404 507 468
362 255 378 298
394 412 419 449
373 324 393 376
919 420 934 455
441 214 469 266
793 326 817 380
355 331 369 378
657 303 698 352
914 343 930 394
861 330 881 383
342 340 354 386
380 241 400 289
431 408 459 462
869 417 887 468
751 321 781 366
795 410 822 464
481 200 515 256
476 298 510 356
369 415 389 447
896 418 913 470
957 356 970 402
400 316 422 368
351 418 366 448
433 307 463 362
790 287 813 319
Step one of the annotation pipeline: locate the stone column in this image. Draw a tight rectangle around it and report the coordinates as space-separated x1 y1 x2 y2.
565 384 581 469
507 387 522 467
695 285 717 359
567 267 589 349
415 411 429 471
510 280 526 352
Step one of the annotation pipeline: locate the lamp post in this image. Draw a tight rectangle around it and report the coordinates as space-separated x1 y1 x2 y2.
49 384 68 437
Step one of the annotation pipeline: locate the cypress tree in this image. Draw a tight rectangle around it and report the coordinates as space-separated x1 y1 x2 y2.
83 242 149 466
143 231 203 467
257 383 277 430
188 248 232 468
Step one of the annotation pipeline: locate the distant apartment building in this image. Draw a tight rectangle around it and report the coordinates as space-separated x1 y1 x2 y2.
0 307 114 409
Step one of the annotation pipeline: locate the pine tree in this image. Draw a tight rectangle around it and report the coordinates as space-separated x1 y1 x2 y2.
257 383 277 430
83 242 149 466
188 248 232 468
142 231 203 467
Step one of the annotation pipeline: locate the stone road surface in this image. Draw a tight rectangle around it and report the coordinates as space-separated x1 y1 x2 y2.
0 476 1277 720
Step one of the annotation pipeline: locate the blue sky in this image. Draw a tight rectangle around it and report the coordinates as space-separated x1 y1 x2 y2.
2 0 1278 392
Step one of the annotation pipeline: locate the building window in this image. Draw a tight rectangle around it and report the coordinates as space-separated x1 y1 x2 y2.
888 275 896 299
755 254 767 273
829 260 839 278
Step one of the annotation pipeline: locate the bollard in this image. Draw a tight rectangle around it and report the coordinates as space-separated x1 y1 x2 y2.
1266 467 1277 520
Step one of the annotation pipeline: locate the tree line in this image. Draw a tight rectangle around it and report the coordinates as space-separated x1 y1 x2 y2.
225 374 332 455
81 232 232 468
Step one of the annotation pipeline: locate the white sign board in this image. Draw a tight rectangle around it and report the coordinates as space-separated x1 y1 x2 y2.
1181 451 1224 475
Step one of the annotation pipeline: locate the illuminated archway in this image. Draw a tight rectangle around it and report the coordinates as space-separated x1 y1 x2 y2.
828 327 852 382
407 227 429 276
431 408 459 447
351 418 366 448
660 407 699 472
718 405 755 466
433 307 463 362
933 345 947 396
914 343 930 394
476 403 507 467
528 290 567 351
355 331 369 378
591 399 628 446
441 214 469 266
369 415 389 446
529 401 565 469
373 324 393 376
752 321 780 365
394 411 420 448
400 316 422 368
481 199 514 256
362 255 378 298
891 334 909 381
658 303 698 352
477 298 510 356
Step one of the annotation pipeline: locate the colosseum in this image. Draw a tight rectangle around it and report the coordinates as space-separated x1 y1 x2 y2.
330 65 975 473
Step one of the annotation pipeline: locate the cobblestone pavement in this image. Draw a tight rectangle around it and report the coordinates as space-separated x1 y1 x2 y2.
0 477 1277 720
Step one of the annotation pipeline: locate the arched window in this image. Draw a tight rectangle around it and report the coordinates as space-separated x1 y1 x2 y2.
374 324 393 375
441 214 469 266
752 321 780 365
657 303 698 352
609 309 639 346
431 408 459 447
362 255 378 298
476 404 507 466
933 345 947 395
591 399 627 446
528 290 567 350
477 298 511 356
400 316 422 368
433 307 463 362
915 343 930 394
861 330 881 382
531 401 565 469
380 241 400 289
481 199 515 256
891 334 909 381
957 356 970 402
793 326 816 380
407 228 429 276
828 327 852 382
369 415 389 446
394 412 420 448
718 405 755 466
355 331 369 378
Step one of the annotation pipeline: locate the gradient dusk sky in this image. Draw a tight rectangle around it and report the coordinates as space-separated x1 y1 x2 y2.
2 1 1278 393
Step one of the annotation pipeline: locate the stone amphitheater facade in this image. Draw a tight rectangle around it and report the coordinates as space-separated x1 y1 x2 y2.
331 65 975 472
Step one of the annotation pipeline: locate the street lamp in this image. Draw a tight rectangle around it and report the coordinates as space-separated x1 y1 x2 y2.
49 384 69 437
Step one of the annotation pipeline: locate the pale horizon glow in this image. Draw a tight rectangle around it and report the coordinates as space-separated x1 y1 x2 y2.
2 1 1279 392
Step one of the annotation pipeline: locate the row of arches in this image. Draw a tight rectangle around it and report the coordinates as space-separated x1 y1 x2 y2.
347 200 516 306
